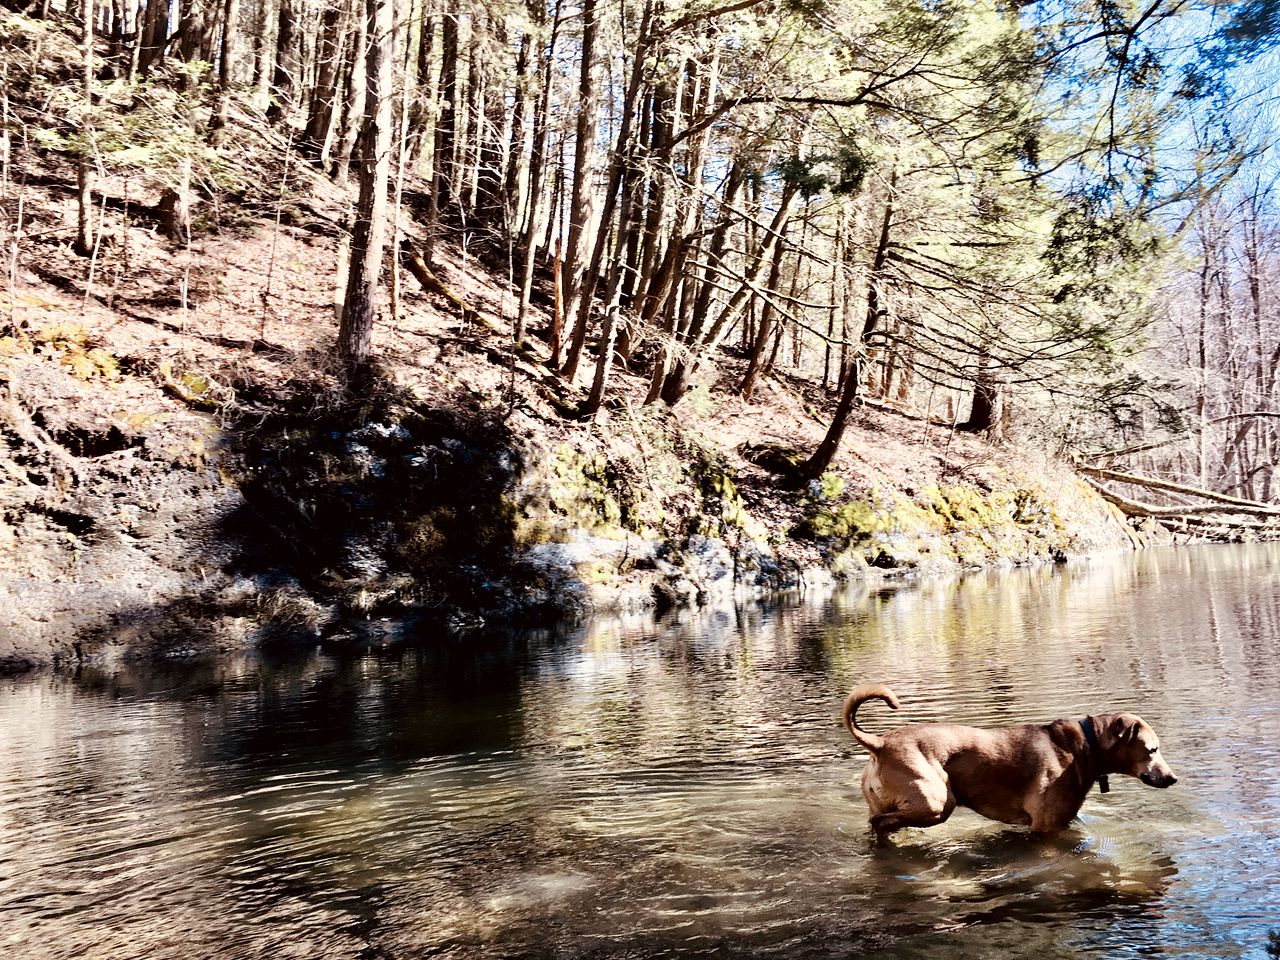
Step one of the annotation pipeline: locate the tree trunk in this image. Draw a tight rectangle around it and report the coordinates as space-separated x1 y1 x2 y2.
338 0 395 379
562 0 656 384
800 170 896 480
584 130 651 417
556 0 601 376
643 250 684 404
177 0 212 71
301 3 344 156
1195 231 1213 488
685 160 744 338
137 0 168 75
207 0 242 144
514 0 562 346
474 15 509 231
74 0 94 257
957 364 1007 440
266 0 297 124
643 42 717 398
661 181 797 405
636 79 674 308
250 0 271 98
406 0 436 162
504 29 531 230
739 217 789 400
457 11 484 218
422 6 459 262
333 0 367 181
107 0 125 65
658 161 746 402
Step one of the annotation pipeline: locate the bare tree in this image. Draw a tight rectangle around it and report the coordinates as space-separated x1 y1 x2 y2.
74 0 94 256
338 0 395 378
207 0 243 143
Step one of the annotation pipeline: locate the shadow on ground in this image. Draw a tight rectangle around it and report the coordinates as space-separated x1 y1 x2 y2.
0 354 557 671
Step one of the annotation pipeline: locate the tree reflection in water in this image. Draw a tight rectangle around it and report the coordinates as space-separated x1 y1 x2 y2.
0 543 1277 959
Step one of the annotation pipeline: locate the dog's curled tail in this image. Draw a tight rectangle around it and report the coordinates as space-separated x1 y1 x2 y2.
842 684 900 753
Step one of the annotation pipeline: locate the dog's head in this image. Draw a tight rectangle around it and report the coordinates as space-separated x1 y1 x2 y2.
1101 713 1178 788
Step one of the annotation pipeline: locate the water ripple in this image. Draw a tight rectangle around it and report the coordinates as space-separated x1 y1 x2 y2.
0 545 1278 958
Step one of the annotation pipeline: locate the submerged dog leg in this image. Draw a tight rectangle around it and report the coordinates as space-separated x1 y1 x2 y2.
869 783 956 836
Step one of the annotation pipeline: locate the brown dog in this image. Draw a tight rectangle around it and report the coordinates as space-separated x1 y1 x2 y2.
843 684 1178 836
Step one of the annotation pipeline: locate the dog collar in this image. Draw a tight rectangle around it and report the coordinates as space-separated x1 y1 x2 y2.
1080 717 1110 793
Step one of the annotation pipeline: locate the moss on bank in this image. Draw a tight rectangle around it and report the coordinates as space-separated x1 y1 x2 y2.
791 474 1114 576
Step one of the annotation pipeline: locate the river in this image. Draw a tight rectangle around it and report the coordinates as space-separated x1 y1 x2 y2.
2 544 1278 959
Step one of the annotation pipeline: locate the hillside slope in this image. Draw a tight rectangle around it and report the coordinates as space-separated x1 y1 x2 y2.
0 16 1149 671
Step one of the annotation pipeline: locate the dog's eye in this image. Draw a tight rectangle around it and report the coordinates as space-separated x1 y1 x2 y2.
1147 746 1158 756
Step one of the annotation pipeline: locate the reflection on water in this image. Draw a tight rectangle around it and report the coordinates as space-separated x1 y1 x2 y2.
1 544 1278 959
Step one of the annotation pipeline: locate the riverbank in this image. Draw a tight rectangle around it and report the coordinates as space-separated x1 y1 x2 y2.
0 12 1160 672
0 255 1150 672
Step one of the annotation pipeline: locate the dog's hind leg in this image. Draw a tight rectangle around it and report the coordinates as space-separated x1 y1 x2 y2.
869 780 956 836
870 805 953 835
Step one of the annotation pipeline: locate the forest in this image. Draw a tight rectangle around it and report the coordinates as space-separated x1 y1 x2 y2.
23 0 1280 473
1 0 1279 666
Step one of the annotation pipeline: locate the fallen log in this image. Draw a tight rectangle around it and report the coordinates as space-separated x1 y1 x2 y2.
400 239 500 333
1081 477 1280 522
1180 515 1280 533
1078 465 1280 516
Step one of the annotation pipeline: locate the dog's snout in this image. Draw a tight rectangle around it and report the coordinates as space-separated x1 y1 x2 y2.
1141 770 1177 788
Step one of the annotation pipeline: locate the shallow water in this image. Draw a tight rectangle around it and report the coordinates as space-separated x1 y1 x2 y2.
2 544 1279 959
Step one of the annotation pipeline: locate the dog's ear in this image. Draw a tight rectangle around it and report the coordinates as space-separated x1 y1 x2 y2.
1109 717 1140 743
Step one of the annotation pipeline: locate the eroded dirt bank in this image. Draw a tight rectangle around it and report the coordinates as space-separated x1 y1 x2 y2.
0 315 1151 672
